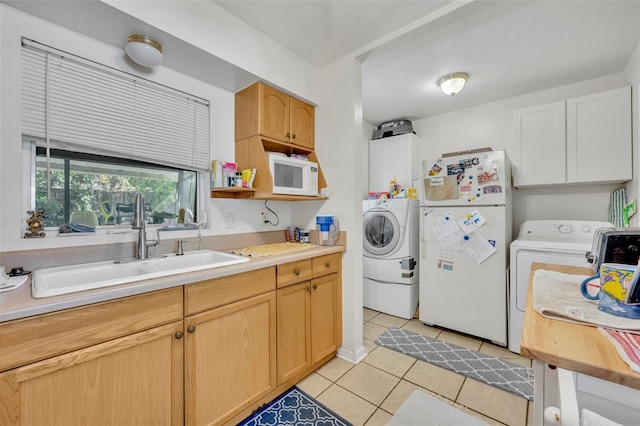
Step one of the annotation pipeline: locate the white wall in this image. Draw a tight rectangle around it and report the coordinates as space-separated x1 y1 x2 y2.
362 121 376 199
623 41 640 226
412 74 628 235
293 56 366 363
103 0 319 104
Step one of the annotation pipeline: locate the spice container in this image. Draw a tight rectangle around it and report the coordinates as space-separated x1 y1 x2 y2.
299 229 310 243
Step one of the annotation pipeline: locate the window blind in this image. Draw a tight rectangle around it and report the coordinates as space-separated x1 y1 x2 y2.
21 38 210 172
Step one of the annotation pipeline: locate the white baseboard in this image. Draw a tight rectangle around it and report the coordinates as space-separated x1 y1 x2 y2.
337 345 367 365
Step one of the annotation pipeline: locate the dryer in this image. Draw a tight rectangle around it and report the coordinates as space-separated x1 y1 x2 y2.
509 220 613 354
363 198 419 319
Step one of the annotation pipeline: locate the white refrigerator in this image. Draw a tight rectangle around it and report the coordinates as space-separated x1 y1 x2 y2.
419 149 512 346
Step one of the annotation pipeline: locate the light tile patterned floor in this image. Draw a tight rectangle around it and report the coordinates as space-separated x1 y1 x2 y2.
297 308 535 426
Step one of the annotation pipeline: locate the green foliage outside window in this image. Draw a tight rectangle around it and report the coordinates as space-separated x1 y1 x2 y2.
35 153 195 228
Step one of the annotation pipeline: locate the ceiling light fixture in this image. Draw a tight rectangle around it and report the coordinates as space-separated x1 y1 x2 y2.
437 72 469 96
124 34 164 68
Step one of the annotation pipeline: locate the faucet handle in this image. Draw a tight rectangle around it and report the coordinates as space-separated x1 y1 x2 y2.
176 239 187 256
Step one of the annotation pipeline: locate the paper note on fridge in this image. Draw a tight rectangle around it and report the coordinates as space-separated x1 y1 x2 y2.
429 213 464 248
458 210 486 233
424 175 458 201
459 231 497 264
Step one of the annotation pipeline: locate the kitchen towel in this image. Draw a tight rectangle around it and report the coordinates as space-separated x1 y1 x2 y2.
608 188 627 227
532 269 640 331
598 327 640 373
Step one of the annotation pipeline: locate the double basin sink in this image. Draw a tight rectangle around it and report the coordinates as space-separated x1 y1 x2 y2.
31 250 250 298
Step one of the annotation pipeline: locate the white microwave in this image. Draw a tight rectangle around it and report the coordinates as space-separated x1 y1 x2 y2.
268 153 318 196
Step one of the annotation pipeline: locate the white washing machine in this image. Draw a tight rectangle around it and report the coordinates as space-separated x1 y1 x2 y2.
509 220 613 354
363 198 419 319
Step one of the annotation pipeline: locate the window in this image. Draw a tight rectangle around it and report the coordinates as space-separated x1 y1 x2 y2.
21 38 210 230
33 145 196 228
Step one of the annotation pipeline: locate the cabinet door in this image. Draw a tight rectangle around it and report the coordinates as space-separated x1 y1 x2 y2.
310 274 341 364
566 86 631 184
276 281 311 385
290 97 315 149
0 322 184 426
184 292 276 426
512 101 566 187
259 84 290 142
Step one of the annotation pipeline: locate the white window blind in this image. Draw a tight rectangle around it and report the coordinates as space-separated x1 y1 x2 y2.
21 38 210 171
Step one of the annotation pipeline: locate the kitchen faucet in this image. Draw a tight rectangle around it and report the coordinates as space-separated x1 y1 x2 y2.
131 192 158 259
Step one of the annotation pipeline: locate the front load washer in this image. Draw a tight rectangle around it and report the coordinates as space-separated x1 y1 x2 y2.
363 198 419 319
508 220 613 354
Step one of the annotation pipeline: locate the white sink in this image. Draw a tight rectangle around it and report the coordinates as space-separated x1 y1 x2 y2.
31 250 250 298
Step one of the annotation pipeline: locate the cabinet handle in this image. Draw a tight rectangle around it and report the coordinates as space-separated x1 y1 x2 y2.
325 262 330 268
307 284 312 292
287 132 291 138
175 331 184 339
188 325 196 333
313 284 318 290
292 134 296 139
295 269 300 276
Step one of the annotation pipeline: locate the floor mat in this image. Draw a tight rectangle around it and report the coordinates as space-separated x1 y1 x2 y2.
375 328 534 401
238 386 352 426
387 389 488 425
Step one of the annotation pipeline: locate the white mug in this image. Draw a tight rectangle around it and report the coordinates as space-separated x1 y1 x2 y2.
0 266 9 284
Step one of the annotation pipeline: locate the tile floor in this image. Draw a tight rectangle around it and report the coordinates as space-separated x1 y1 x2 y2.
297 308 535 426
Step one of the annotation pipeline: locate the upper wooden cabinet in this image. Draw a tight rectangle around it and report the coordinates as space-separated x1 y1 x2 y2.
235 82 315 149
513 86 631 187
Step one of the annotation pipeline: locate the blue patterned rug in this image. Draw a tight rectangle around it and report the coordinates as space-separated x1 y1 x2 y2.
375 328 534 401
238 386 352 426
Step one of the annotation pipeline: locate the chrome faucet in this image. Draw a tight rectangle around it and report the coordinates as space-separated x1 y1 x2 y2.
131 192 158 259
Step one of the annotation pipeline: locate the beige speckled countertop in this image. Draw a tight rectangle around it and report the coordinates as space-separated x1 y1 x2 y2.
0 244 344 324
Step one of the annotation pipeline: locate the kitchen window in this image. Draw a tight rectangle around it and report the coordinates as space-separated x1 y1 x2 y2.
31 144 197 228
21 38 210 230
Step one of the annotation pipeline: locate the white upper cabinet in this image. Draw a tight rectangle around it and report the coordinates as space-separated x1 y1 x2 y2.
513 101 566 187
513 87 631 188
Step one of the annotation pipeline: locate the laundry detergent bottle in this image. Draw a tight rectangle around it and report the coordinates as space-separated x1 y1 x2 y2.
316 216 339 246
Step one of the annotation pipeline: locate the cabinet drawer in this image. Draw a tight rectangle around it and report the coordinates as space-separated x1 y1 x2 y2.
312 253 341 278
185 267 275 315
277 259 312 288
0 287 183 372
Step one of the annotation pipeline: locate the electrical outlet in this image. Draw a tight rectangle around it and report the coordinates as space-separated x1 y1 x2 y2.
261 211 270 226
225 212 234 228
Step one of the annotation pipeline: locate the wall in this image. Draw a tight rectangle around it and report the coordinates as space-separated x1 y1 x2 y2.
623 40 640 226
411 74 628 235
103 0 319 104
362 122 376 199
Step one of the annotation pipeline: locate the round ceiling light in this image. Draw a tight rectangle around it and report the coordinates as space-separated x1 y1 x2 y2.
124 34 164 68
437 72 469 96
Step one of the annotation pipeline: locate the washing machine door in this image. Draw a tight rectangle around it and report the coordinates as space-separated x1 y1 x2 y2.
363 208 401 257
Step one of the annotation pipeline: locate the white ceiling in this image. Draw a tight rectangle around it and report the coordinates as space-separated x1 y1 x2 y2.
214 0 640 126
5 1 640 128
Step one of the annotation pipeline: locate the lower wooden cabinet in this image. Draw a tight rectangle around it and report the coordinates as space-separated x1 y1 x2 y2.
184 291 277 426
0 321 184 425
277 253 342 386
0 253 341 426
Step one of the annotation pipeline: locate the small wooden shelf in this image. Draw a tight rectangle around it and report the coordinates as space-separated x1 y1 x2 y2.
210 187 257 199
210 187 327 201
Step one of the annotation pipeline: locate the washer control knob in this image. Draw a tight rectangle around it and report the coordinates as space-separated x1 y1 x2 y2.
557 224 572 234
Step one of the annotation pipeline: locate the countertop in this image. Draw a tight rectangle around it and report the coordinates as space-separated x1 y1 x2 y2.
521 262 640 390
0 244 344 323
